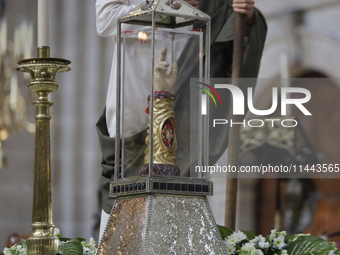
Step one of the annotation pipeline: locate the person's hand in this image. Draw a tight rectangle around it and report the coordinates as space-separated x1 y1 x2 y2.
183 0 199 8
154 47 178 92
233 0 255 26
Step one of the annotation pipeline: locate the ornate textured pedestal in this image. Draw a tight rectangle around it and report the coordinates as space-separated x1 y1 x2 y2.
97 182 226 254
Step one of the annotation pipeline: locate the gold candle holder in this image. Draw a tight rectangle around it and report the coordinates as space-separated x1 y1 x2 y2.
16 46 70 255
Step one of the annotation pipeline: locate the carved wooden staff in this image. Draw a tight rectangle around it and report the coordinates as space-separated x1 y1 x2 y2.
225 12 246 230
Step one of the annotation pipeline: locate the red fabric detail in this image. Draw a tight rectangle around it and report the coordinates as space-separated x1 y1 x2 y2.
145 95 150 114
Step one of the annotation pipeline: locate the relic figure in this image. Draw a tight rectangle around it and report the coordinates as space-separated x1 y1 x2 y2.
141 47 181 176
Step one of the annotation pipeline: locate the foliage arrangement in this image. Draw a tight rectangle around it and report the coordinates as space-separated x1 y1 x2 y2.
219 225 339 255
3 229 96 255
3 226 340 255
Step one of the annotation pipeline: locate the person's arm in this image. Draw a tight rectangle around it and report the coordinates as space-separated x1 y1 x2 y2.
185 0 255 26
183 0 199 8
232 0 255 26
96 0 138 37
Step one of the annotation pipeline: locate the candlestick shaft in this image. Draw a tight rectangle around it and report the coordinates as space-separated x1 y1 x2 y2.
32 95 53 222
38 0 49 47
28 95 58 255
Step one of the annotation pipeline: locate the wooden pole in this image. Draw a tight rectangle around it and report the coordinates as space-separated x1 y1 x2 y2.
275 179 281 231
224 12 246 230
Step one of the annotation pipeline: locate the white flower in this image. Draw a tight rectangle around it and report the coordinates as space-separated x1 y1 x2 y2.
270 229 277 240
19 248 27 255
227 230 247 244
54 228 60 236
281 249 288 255
226 235 238 245
3 244 28 255
251 249 264 255
273 235 286 250
82 237 97 254
83 246 96 255
258 238 270 249
88 238 96 251
279 231 287 237
53 228 62 238
241 242 255 252
83 245 96 255
249 239 256 246
3 248 12 255
328 251 335 255
253 235 264 243
225 243 236 255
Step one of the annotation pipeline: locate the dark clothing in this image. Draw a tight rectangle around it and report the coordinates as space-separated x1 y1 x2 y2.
172 3 267 176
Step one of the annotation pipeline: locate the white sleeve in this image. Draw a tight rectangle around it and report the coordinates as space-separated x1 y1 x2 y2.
96 0 138 38
99 210 110 242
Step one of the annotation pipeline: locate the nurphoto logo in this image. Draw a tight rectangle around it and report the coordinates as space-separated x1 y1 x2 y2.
197 83 312 128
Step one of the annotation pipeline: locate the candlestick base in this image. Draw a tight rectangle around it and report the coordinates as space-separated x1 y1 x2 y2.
26 222 58 255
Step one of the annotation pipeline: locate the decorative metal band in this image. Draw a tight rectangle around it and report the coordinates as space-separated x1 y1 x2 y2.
28 82 59 93
110 176 213 197
154 91 175 100
17 63 71 73
143 195 153 255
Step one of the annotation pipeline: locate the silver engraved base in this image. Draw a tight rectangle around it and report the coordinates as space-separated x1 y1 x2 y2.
96 193 227 255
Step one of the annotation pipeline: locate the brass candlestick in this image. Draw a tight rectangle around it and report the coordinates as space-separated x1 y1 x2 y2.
16 46 70 255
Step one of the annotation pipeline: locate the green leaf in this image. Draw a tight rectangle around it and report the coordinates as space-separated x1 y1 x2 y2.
58 239 83 255
304 249 334 255
59 237 72 242
241 230 256 240
288 236 334 255
217 225 233 240
287 234 302 242
17 238 27 246
74 238 87 242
